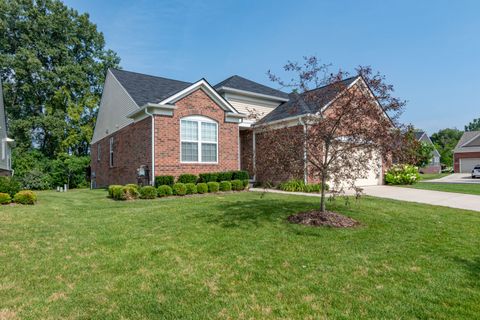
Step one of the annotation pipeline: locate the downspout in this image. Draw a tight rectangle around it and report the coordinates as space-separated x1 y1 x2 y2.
299 117 307 184
144 107 155 186
252 129 256 181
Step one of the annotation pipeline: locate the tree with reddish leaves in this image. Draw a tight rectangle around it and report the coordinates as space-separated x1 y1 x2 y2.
256 57 406 213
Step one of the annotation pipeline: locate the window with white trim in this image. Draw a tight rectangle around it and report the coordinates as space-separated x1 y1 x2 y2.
180 116 218 163
109 137 114 167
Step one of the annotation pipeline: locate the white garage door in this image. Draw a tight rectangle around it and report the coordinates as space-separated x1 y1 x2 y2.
354 155 382 187
460 158 480 173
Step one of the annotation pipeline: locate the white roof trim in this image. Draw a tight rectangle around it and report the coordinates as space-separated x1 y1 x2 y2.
460 132 480 147
127 103 177 119
217 86 289 102
160 79 240 114
320 76 361 112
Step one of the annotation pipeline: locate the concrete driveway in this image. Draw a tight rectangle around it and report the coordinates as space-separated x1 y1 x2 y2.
426 173 480 184
361 185 480 212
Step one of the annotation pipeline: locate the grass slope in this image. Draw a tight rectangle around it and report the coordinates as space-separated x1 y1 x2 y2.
1 190 480 319
404 182 480 195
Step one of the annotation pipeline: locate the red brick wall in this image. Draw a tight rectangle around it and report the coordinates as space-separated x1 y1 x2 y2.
240 129 254 177
419 165 441 174
454 152 480 172
154 89 239 178
91 117 151 187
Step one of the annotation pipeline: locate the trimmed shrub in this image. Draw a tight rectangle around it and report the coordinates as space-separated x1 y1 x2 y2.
242 179 249 188
13 190 37 205
219 181 232 191
279 179 329 193
0 193 11 204
199 173 218 183
185 183 197 194
173 183 187 196
122 185 139 200
217 171 233 182
155 175 174 187
0 177 21 197
207 181 219 193
177 174 198 184
197 183 208 194
232 170 249 181
139 186 157 199
109 185 124 199
231 179 244 191
125 183 139 191
108 185 122 198
385 164 420 185
157 185 173 197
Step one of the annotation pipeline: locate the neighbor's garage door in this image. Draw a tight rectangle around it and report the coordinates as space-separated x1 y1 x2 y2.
460 158 480 173
354 155 382 187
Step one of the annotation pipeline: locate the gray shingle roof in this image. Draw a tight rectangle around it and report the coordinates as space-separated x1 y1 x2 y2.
414 131 425 140
258 76 359 124
455 131 480 151
110 69 192 106
214 75 289 100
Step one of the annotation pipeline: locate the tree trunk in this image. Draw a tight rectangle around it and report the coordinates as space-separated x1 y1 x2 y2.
320 172 327 212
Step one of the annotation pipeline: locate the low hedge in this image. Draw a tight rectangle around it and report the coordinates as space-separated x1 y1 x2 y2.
139 186 157 199
231 179 244 191
219 181 232 191
125 183 139 192
242 179 249 188
278 179 329 193
177 174 198 184
197 183 208 194
207 181 219 193
185 183 197 194
157 185 173 197
232 170 249 181
0 192 11 204
13 190 37 205
217 172 233 182
155 175 174 187
199 173 218 183
173 183 187 196
123 185 140 200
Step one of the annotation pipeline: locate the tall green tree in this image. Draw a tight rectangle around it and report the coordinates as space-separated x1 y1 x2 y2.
430 128 463 167
465 118 480 132
0 0 120 157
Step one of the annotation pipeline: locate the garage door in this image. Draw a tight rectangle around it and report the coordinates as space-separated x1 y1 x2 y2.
328 153 382 189
460 158 480 173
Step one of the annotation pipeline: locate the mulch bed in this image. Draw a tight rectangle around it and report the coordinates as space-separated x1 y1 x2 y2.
287 210 359 228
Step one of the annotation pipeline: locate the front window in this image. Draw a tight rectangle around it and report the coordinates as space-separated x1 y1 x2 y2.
180 116 218 163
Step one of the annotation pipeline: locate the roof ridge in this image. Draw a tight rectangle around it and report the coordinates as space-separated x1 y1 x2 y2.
302 75 360 95
109 68 191 85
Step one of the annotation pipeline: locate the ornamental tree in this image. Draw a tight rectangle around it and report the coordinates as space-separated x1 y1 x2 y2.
256 57 405 212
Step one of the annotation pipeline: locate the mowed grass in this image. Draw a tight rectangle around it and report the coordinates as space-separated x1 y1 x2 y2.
1 190 480 319
419 173 450 181
403 182 480 195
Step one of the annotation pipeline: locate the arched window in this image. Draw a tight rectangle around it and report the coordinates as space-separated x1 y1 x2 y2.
180 116 218 163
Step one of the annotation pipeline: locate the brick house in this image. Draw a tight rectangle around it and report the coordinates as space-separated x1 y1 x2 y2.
414 130 441 174
91 69 388 187
453 131 480 173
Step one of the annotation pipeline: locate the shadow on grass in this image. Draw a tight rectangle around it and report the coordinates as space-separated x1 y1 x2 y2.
453 256 480 287
198 195 317 228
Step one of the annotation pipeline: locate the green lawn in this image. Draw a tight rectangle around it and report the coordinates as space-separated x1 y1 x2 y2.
404 182 480 195
419 173 450 181
1 190 480 319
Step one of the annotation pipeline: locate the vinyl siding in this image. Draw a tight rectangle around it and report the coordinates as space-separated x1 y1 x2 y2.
91 70 140 144
223 92 281 125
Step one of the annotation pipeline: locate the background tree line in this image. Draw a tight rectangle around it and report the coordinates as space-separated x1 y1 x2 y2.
0 0 120 189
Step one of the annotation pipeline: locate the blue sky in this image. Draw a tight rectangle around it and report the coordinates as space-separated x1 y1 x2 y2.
64 0 479 133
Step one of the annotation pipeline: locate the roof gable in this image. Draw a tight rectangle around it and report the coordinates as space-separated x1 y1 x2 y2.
110 69 192 106
214 75 289 100
257 76 360 124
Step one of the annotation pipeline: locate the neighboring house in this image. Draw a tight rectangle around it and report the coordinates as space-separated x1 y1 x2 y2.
91 69 387 187
0 80 14 176
453 131 480 173
414 130 441 174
